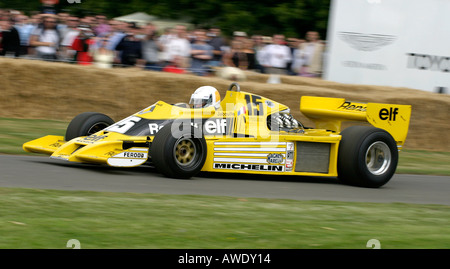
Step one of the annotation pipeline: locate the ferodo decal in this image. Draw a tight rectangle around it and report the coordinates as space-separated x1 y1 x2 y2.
213 163 284 172
107 148 148 167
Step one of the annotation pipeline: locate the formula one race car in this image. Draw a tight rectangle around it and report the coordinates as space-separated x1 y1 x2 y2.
23 83 411 188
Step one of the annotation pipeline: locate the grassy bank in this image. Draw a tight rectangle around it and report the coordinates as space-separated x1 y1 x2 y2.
1 117 449 176
1 188 449 249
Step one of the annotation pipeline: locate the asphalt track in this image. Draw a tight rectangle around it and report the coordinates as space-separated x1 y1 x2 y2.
1 155 449 205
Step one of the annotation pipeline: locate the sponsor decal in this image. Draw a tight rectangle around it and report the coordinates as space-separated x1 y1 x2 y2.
286 142 294 151
104 151 116 157
148 123 163 135
285 142 294 172
406 53 450 73
107 148 148 167
218 111 235 117
342 61 387 70
337 101 367 112
111 150 148 159
339 32 396 52
285 160 293 170
123 152 145 158
82 134 107 143
267 153 283 164
379 107 399 121
214 163 284 172
49 142 62 148
265 100 275 108
204 118 227 135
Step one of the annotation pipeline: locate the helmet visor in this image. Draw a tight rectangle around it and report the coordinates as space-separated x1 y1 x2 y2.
189 96 212 108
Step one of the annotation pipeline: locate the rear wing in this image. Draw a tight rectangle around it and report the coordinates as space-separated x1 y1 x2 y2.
300 96 411 148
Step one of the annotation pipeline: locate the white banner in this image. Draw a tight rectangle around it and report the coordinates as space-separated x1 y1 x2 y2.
324 0 450 94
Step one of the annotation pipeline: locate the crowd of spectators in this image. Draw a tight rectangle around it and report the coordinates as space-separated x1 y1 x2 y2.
0 8 326 77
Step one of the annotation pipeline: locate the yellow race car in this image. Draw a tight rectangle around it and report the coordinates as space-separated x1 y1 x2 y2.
23 83 411 188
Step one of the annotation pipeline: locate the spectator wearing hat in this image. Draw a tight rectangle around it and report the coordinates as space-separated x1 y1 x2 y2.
233 31 247 42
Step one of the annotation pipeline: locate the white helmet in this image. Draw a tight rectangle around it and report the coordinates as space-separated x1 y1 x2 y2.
189 86 221 109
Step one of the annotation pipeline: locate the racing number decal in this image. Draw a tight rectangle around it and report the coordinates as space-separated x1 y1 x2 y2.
106 116 142 134
244 94 264 116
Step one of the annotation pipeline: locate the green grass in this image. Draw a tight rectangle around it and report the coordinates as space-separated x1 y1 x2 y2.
1 118 449 249
1 117 449 175
0 118 66 154
0 188 449 249
397 150 450 176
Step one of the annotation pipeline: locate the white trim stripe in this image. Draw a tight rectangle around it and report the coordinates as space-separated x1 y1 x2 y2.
214 142 287 146
214 152 286 157
128 148 149 152
214 147 286 152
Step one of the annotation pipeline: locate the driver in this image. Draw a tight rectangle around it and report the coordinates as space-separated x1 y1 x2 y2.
189 86 221 109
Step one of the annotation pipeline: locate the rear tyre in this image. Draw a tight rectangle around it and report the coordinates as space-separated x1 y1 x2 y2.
337 126 398 188
65 112 114 141
151 122 207 179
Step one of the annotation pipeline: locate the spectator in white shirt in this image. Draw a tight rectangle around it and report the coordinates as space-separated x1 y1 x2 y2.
257 34 291 75
29 16 60 61
298 31 324 77
162 24 191 69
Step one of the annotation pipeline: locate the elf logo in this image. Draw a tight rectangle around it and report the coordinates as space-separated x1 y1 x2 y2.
379 107 398 121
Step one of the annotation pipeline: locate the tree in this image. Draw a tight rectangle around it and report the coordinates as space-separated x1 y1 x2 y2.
1 0 330 39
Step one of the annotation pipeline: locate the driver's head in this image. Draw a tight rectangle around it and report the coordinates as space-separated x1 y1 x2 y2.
189 86 220 109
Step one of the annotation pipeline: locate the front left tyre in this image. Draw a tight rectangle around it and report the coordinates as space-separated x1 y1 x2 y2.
150 121 207 179
65 112 114 141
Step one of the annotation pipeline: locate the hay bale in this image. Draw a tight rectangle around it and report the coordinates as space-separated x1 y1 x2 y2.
0 57 449 151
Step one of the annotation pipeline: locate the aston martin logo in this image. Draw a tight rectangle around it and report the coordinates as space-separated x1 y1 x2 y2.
339 32 396 51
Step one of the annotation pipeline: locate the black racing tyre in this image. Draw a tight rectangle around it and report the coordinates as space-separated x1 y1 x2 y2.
150 121 207 179
337 126 398 188
65 112 114 141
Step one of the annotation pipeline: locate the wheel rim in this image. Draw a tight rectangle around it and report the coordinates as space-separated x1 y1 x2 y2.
173 137 198 167
87 122 110 135
365 141 391 175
